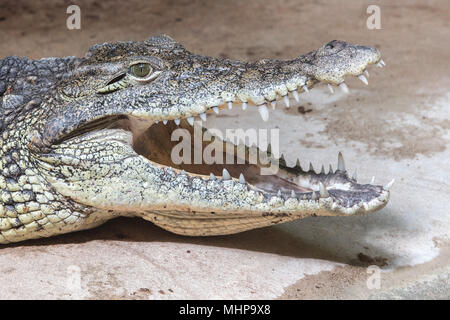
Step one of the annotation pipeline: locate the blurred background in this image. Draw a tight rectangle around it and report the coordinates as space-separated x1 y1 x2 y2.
0 0 449 299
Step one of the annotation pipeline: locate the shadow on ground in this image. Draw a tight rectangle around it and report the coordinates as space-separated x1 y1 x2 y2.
3 211 408 268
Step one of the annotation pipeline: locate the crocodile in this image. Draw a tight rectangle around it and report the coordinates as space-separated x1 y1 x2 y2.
0 35 392 244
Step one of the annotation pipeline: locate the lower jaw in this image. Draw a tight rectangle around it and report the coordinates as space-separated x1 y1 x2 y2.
124 116 390 216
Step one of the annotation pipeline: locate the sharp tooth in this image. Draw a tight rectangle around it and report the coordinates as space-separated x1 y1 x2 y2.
364 69 370 77
277 190 282 197
174 118 180 125
302 85 309 93
258 104 269 121
270 100 276 109
337 152 346 171
241 102 247 110
380 59 386 66
227 101 233 109
209 173 216 180
212 106 219 114
358 74 369 85
311 191 318 200
377 62 383 68
339 82 349 93
328 84 334 94
295 159 302 171
187 116 194 126
370 176 375 184
239 173 245 183
283 95 290 108
163 119 168 125
352 169 357 181
319 182 329 198
155 120 159 124
181 170 186 175
199 112 207 121
291 190 296 198
222 168 231 180
292 90 300 102
384 178 395 191
363 202 370 210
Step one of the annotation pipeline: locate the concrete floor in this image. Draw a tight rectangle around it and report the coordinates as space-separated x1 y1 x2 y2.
0 0 449 299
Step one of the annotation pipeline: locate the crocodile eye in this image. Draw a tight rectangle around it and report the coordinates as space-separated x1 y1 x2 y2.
130 63 152 78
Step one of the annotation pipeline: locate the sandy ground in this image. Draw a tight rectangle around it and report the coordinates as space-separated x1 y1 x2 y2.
0 0 449 299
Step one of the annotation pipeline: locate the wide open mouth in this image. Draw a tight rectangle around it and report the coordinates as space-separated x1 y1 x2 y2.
89 61 391 216
53 52 391 217
129 122 390 215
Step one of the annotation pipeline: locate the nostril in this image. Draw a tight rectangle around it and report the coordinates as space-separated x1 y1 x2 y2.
325 40 349 51
326 40 338 49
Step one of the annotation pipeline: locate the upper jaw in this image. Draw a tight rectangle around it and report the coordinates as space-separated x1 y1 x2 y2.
131 41 383 124
30 40 383 151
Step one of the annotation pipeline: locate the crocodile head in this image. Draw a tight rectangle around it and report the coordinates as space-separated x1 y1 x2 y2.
28 35 391 237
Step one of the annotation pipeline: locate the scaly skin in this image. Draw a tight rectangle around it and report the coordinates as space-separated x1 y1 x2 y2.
0 35 390 244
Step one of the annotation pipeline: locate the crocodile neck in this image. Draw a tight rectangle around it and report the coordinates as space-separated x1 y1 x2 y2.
0 56 97 243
